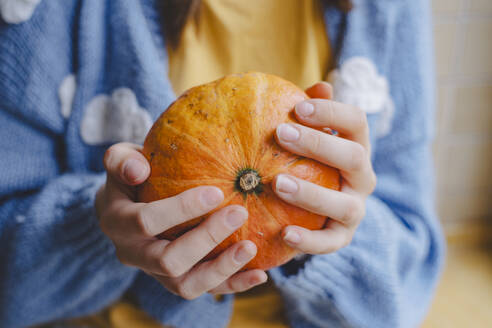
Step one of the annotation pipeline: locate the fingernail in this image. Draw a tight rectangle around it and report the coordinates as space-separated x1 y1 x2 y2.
276 175 298 194
284 229 301 244
234 242 256 263
277 124 300 142
250 273 268 286
226 208 247 229
296 102 314 117
123 159 147 183
201 188 224 207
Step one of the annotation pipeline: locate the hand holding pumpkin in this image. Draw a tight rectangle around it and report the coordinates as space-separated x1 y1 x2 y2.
95 142 268 300
273 82 376 254
96 74 375 300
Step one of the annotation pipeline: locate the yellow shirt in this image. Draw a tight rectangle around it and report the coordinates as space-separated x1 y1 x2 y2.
168 0 331 95
68 1 330 327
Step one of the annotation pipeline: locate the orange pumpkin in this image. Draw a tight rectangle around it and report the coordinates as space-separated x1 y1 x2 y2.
138 72 340 270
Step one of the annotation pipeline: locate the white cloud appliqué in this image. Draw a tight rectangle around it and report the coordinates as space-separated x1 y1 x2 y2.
59 74 76 119
81 88 153 145
0 0 41 24
328 57 394 137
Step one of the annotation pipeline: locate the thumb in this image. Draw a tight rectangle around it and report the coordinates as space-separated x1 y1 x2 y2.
103 142 151 186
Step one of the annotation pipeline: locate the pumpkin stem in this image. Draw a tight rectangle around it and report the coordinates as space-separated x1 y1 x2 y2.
235 168 263 195
239 172 260 191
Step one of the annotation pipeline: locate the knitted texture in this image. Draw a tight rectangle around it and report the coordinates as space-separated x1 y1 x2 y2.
0 0 444 327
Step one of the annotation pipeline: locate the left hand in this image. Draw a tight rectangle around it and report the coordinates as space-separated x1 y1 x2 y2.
272 82 377 254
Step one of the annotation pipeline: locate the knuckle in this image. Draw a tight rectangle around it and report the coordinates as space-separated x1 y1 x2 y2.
306 131 322 156
324 100 336 124
320 239 338 254
159 254 184 278
369 171 377 193
103 144 122 171
305 189 327 215
343 198 363 225
349 143 366 172
178 193 196 219
135 207 153 236
215 261 233 280
353 107 368 129
342 234 353 248
177 284 197 300
320 240 337 254
203 222 222 248
226 278 237 292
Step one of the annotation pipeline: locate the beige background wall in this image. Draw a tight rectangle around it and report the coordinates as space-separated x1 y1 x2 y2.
432 0 492 234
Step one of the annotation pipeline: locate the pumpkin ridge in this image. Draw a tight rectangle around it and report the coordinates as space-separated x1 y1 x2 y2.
161 120 237 176
254 194 285 228
250 75 269 170
148 176 232 187
261 156 304 181
211 81 246 171
228 129 248 169
213 81 248 170
222 191 240 208
219 74 264 170
224 76 250 166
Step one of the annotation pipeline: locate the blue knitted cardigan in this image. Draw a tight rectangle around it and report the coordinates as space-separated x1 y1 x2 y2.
0 1 445 327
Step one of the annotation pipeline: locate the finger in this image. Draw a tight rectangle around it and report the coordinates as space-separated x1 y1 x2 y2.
105 186 224 237
282 221 352 254
305 82 333 100
294 99 369 148
272 174 365 227
145 271 184 297
176 241 257 300
134 186 224 237
103 142 150 186
151 205 248 277
276 123 371 176
209 270 268 295
113 238 170 270
97 183 140 238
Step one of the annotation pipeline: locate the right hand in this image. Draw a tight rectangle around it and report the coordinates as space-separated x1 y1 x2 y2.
95 142 268 300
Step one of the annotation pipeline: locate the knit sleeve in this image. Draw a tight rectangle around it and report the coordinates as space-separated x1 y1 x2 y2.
0 172 138 327
270 1 446 327
0 4 138 327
